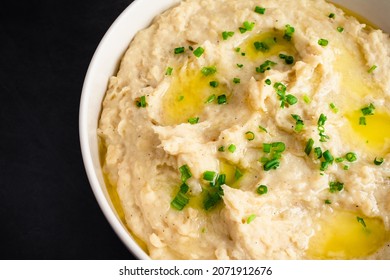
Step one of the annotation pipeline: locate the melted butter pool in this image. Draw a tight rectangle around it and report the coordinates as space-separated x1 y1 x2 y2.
307 210 387 259
162 66 225 125
346 110 390 154
239 31 297 61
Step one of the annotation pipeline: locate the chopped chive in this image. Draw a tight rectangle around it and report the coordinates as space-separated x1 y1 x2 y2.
203 171 217 182
254 41 270 52
254 6 266 14
263 143 272 153
314 147 323 159
222 31 234 40
286 94 298 105
217 174 226 185
337 26 344 33
203 188 223 210
265 79 271 85
303 94 311 104
318 39 329 47
292 114 304 132
201 66 217 76
323 150 334 163
228 144 236 153
345 152 357 162
171 191 189 210
329 181 344 193
246 214 257 224
179 164 192 182
241 52 246 56
257 185 268 195
245 131 255 141
165 67 173 75
343 165 349 170
328 13 335 19
259 125 268 133
239 21 255 34
256 60 277 73
174 47 185 54
279 53 294 65
193 47 204 57
272 142 286 152
218 145 225 152
209 81 219 88
357 216 366 228
335 157 344 163
188 117 199 124
135 95 147 108
325 199 332 205
304 138 314 156
320 161 329 171
368 65 377 73
235 47 241 53
233 77 241 84
359 116 367 126
178 95 184 101
263 158 280 171
234 168 243 181
205 94 216 104
189 46 194 51
237 63 244 68
329 103 338 113
361 103 375 116
374 157 384 166
217 94 227 104
284 24 295 41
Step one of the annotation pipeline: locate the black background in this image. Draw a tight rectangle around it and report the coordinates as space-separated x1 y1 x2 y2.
0 0 136 259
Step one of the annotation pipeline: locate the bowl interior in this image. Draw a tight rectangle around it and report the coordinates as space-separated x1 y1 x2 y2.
80 0 390 259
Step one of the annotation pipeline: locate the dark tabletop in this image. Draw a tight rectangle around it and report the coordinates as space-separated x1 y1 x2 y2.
0 0 136 259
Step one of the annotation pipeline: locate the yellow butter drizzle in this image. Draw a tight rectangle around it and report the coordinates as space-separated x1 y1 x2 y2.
162 66 226 125
307 210 387 259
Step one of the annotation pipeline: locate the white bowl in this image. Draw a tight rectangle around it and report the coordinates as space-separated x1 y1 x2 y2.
79 0 390 259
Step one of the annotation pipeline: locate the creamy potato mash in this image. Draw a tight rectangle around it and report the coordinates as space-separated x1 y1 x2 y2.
98 0 390 259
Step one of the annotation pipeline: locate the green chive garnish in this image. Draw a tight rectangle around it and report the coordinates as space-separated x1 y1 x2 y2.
328 13 335 19
368 65 377 73
179 164 192 182
228 144 236 153
233 77 241 84
222 31 234 40
245 131 255 141
345 152 357 162
246 214 257 224
304 138 314 156
374 157 384 166
279 53 294 65
193 47 204 57
256 60 277 73
257 185 268 195
234 168 243 181
357 216 366 228
337 26 344 33
135 95 147 108
314 147 323 159
201 66 217 76
209 81 219 88
188 117 199 124
359 116 367 126
165 67 173 75
263 158 280 171
217 94 227 104
361 103 375 116
205 94 216 104
174 47 185 54
329 181 344 193
254 6 266 14
265 79 271 85
203 171 217 182
318 39 329 47
284 24 295 41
